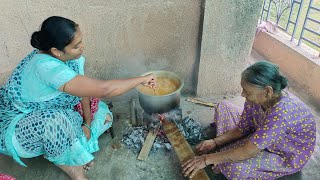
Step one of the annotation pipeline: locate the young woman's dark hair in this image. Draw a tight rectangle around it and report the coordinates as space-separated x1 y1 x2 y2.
30 16 78 51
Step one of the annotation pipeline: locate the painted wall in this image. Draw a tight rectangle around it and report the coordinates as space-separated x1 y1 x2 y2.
0 0 202 99
0 0 262 100
197 0 263 96
253 31 320 108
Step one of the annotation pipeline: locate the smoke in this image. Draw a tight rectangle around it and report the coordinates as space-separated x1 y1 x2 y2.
118 52 171 77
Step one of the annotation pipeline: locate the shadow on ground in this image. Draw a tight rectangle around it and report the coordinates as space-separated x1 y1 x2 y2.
1 52 320 180
1 94 319 180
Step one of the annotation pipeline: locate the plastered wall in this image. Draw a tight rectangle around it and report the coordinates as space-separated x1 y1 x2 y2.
253 31 320 108
0 0 262 100
196 0 263 96
0 0 202 95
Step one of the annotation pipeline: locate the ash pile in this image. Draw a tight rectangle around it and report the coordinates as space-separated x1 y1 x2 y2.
121 108 208 152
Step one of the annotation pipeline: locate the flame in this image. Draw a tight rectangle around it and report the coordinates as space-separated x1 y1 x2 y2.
158 114 165 123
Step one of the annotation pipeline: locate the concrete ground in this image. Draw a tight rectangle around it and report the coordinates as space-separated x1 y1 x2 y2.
1 51 320 180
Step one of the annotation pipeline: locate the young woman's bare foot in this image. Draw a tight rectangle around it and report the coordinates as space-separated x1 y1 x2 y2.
56 164 88 180
83 161 94 171
104 114 112 125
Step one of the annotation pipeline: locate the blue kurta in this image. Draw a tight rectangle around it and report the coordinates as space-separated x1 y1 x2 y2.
0 50 112 167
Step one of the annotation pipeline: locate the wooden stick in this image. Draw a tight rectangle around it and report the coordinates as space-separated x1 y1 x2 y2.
163 120 210 180
186 97 217 108
130 99 138 126
137 130 157 161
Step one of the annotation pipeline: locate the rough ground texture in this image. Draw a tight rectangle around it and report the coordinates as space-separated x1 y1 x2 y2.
1 93 319 180
1 52 320 179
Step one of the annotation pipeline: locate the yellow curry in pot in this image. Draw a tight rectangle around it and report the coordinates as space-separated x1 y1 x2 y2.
137 77 180 96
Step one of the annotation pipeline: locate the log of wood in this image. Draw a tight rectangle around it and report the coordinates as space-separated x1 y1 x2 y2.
137 130 157 161
163 120 209 180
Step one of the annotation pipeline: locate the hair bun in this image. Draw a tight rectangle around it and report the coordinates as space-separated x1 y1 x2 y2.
30 31 49 50
279 75 288 90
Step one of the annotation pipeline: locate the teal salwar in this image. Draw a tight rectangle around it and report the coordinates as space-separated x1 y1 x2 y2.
0 50 112 167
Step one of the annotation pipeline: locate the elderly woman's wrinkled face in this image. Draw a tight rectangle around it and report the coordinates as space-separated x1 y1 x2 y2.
241 79 267 105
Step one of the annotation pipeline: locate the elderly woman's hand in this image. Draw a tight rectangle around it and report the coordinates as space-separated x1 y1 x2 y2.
141 74 156 88
182 155 207 178
195 139 217 154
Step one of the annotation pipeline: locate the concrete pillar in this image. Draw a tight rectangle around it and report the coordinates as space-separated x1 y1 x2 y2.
196 0 263 96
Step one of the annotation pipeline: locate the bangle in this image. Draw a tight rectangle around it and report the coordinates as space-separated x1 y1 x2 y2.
82 123 91 130
204 155 208 166
212 138 218 147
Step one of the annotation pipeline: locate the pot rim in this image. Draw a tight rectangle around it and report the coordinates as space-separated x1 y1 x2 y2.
136 70 184 97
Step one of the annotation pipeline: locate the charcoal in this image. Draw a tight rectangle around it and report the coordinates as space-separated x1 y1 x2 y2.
153 142 162 149
175 116 207 145
139 136 145 144
121 111 208 152
164 143 172 150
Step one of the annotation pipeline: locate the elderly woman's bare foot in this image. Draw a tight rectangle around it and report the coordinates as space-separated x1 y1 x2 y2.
212 165 221 174
56 164 88 180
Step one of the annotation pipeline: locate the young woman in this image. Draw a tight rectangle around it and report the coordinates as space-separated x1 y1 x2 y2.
0 16 155 180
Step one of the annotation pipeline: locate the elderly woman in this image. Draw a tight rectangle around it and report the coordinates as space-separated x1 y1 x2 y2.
0 16 155 180
182 61 316 179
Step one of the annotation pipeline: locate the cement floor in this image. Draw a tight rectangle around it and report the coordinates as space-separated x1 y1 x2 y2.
1 93 319 180
1 51 320 180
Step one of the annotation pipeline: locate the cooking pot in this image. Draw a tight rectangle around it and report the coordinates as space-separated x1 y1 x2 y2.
136 70 184 113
